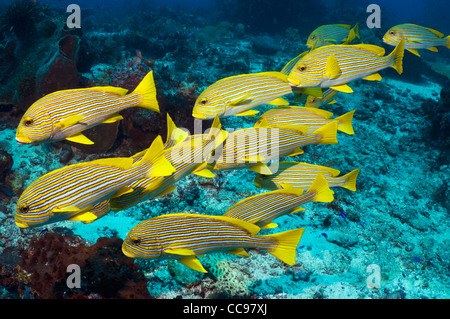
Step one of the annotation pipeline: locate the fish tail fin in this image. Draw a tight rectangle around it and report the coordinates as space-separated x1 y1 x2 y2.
312 121 338 145
446 35 450 49
132 71 160 113
334 110 355 135
347 22 359 43
135 135 176 177
341 168 361 191
353 22 360 39
388 38 405 75
265 228 305 265
307 173 334 203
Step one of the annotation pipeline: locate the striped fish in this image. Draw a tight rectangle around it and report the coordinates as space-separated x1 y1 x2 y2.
307 23 360 48
192 71 293 119
16 71 159 145
383 23 450 57
110 116 227 211
213 121 338 174
254 161 361 192
281 51 308 75
288 40 405 93
224 174 334 229
304 88 339 108
15 135 175 228
122 213 305 273
254 106 355 135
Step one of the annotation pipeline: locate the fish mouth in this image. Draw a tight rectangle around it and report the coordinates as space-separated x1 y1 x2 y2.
122 247 136 258
15 135 32 144
288 79 302 87
192 112 205 119
15 220 29 228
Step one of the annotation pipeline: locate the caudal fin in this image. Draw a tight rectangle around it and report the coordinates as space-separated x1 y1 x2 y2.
266 228 305 265
389 38 405 74
307 173 335 203
312 121 338 145
446 35 450 49
135 135 176 177
341 168 361 191
132 71 160 113
334 110 355 135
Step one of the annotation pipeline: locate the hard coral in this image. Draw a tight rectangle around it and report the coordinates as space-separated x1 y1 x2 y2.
18 231 152 299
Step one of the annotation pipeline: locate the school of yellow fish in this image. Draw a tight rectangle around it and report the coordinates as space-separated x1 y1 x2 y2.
14 22 449 273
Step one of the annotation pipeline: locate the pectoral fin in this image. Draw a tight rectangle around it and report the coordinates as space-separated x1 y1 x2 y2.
229 93 251 106
66 132 94 145
56 115 85 130
53 205 80 213
324 54 341 79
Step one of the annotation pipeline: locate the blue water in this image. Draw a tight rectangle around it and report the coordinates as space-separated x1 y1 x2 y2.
0 0 449 303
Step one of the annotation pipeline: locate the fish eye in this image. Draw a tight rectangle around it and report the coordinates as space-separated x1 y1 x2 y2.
298 64 307 72
311 35 316 40
23 117 33 127
130 235 141 245
200 98 207 105
389 31 395 35
19 203 29 214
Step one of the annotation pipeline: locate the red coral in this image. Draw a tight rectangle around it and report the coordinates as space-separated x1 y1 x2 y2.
15 231 152 299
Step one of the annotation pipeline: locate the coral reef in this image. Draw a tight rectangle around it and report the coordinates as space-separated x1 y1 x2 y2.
0 1 449 301
1 229 151 299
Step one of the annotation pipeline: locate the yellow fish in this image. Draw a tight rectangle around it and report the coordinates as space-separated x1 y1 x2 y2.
122 213 305 273
16 71 159 145
383 23 450 56
192 71 317 119
288 40 405 93
307 23 360 48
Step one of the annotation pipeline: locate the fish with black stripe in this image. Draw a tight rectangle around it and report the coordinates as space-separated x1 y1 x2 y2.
15 135 175 228
254 161 361 192
122 213 305 273
224 174 334 229
288 40 405 94
16 71 159 145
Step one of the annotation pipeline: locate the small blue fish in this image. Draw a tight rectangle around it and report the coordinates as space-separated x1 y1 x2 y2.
37 228 48 238
321 232 328 238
